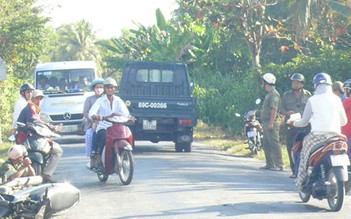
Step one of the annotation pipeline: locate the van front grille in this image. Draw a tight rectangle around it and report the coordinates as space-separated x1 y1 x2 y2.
50 114 83 121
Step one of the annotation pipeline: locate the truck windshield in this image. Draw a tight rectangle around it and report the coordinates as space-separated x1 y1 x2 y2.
35 68 95 93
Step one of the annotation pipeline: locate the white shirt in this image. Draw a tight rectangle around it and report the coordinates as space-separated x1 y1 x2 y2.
88 94 130 132
294 92 347 133
12 96 28 129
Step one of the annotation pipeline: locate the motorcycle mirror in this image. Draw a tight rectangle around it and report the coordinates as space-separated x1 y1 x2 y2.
255 99 261 105
235 113 241 117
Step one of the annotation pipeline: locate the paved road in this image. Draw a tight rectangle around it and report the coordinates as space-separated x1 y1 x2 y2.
53 138 351 219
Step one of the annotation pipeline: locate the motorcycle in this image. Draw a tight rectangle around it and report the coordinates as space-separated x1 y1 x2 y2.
0 176 80 218
291 123 350 211
14 122 60 176
235 99 263 155
91 114 135 185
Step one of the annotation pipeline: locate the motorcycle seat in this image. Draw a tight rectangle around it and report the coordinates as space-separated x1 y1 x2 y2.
309 142 325 155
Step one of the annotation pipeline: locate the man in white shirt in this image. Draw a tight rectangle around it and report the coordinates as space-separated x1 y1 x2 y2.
88 77 130 167
289 73 347 189
11 83 35 136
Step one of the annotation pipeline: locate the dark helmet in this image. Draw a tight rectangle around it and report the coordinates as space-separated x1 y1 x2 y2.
20 83 35 93
90 78 104 91
290 73 305 83
312 72 332 88
343 79 351 90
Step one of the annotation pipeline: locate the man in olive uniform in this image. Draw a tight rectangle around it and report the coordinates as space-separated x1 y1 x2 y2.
260 73 284 171
280 73 311 178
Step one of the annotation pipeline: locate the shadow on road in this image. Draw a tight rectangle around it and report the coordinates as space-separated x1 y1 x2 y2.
116 201 326 219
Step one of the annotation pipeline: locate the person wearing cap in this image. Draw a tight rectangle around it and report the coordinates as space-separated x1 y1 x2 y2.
17 89 63 183
0 145 35 182
332 81 347 101
83 78 104 169
280 73 312 178
88 77 130 168
260 73 284 171
10 83 35 136
288 73 347 189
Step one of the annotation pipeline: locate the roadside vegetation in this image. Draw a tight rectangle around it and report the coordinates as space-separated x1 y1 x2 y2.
194 120 290 167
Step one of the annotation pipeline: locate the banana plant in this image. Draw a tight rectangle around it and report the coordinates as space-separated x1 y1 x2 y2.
98 9 197 63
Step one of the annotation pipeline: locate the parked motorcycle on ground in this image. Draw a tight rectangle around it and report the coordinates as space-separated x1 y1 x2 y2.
91 114 135 185
0 176 80 218
289 114 351 211
235 99 263 155
14 122 60 176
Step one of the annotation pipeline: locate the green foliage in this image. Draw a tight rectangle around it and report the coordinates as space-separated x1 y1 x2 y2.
52 20 101 63
0 0 51 140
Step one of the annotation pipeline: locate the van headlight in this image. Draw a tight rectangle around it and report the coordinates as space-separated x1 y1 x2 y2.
40 113 51 123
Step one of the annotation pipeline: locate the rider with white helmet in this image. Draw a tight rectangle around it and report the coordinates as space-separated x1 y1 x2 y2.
260 73 284 171
0 145 35 182
289 72 347 189
88 77 130 168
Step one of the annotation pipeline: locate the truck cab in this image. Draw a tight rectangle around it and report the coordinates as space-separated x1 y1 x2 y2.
119 61 197 152
34 61 98 135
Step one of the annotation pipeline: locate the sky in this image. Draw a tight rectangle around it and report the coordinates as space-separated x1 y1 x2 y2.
39 0 178 38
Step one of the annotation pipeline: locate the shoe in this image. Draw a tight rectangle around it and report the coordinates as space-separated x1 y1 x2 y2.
270 166 284 171
289 174 296 178
259 165 272 170
42 174 56 183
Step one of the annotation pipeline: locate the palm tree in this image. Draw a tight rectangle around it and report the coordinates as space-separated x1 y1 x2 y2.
53 20 100 63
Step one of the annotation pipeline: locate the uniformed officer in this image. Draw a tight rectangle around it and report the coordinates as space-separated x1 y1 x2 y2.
280 73 311 178
260 73 284 171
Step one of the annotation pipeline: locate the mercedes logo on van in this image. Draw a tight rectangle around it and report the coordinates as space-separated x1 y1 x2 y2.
63 112 72 120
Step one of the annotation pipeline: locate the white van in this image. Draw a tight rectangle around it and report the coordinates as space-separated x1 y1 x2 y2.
34 61 98 135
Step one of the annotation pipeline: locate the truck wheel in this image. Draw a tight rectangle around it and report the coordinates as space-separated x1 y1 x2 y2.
184 143 191 152
175 143 183 152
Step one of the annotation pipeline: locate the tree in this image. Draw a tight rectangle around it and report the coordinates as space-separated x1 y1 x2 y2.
0 0 51 140
53 20 100 63
174 0 284 71
97 9 196 72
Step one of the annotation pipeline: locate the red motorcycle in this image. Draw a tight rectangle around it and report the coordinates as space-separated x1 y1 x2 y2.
92 114 135 185
292 133 350 211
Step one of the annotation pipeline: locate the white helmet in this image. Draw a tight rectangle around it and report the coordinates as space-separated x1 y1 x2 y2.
8 145 25 160
262 73 276 85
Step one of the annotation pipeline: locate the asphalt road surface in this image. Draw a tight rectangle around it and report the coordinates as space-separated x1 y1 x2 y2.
53 137 351 219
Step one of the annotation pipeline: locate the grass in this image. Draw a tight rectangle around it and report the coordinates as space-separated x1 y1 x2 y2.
194 120 291 167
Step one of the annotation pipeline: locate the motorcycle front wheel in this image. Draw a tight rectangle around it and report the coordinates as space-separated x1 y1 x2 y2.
327 170 345 212
117 150 134 185
97 172 109 182
299 191 311 203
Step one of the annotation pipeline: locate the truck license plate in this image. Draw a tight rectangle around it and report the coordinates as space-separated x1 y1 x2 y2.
330 154 350 166
142 120 157 130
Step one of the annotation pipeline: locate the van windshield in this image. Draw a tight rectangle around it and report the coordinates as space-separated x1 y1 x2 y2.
35 68 95 93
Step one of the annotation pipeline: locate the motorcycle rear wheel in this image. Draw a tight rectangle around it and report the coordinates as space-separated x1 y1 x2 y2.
327 170 345 212
117 150 134 185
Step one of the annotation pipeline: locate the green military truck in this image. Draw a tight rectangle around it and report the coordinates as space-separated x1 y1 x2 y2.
118 61 197 152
